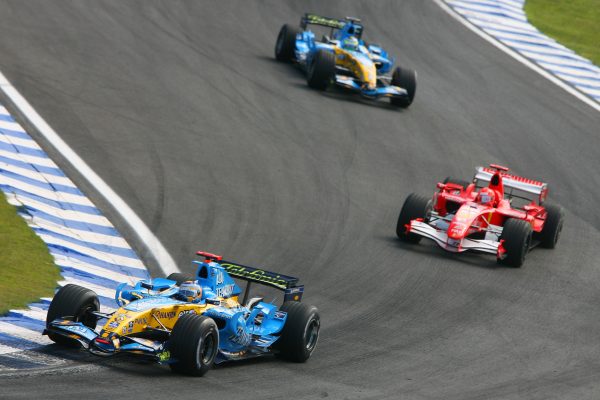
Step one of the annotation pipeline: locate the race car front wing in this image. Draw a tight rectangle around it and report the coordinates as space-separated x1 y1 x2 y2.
44 319 169 362
408 220 504 257
334 75 408 99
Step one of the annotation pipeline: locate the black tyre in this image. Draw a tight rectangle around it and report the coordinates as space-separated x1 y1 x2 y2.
275 302 320 362
167 272 195 285
169 314 219 376
443 176 471 189
275 24 300 62
538 203 564 249
46 284 99 346
396 193 431 243
498 219 532 268
390 66 417 108
307 50 335 90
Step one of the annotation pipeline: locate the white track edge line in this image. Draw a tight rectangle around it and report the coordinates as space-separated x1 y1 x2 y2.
0 71 180 275
434 0 600 113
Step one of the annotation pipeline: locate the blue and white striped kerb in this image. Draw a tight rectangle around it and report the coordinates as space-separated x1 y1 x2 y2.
445 0 600 103
0 103 150 355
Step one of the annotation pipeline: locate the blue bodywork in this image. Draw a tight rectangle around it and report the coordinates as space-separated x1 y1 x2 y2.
293 15 407 99
45 255 304 364
295 23 394 74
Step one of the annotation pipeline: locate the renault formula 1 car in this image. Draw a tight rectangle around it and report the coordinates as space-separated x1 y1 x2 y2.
275 13 417 108
44 251 319 376
396 165 564 267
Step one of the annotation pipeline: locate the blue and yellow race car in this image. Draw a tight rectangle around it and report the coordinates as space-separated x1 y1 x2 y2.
44 251 320 376
275 13 417 108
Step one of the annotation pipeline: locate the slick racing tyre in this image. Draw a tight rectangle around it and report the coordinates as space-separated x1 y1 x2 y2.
396 193 432 243
390 66 417 108
275 24 300 62
46 284 100 346
307 49 335 90
443 176 471 189
498 219 532 268
275 302 320 362
537 203 564 249
167 272 195 285
169 314 219 376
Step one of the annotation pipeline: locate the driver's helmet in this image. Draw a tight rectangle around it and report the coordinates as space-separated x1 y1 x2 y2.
178 281 202 302
341 36 360 51
477 187 496 206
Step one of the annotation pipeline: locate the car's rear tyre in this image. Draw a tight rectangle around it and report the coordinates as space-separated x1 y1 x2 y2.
167 273 195 285
498 219 532 268
390 66 417 108
396 193 431 243
169 314 219 377
275 24 300 62
307 50 335 90
443 176 471 189
46 284 99 347
537 203 564 249
275 302 320 362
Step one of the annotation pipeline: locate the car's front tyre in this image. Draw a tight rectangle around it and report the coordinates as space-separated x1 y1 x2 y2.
169 314 219 376
391 66 417 108
307 50 335 90
397 193 431 242
46 284 99 347
498 219 532 267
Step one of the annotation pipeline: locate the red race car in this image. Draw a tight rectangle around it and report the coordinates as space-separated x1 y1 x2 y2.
396 164 564 267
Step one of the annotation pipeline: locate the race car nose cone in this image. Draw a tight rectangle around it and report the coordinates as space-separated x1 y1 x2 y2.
448 222 467 239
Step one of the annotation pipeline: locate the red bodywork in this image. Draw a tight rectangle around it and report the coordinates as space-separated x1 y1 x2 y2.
406 165 550 257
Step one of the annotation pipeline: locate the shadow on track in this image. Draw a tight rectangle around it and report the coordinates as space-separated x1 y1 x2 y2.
258 55 410 111
93 352 283 379
379 235 504 270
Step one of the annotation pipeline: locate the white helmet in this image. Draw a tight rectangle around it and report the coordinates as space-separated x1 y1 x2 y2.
178 281 202 302
342 36 360 51
477 187 496 206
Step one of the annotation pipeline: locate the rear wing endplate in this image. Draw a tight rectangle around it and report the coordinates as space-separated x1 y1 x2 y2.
474 166 548 204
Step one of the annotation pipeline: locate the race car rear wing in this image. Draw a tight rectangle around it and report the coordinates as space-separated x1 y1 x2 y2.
474 166 548 204
301 13 346 30
196 252 304 304
300 13 363 38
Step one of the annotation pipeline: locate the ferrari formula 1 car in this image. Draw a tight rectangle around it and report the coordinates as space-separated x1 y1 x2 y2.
396 165 564 267
44 251 319 376
275 13 417 108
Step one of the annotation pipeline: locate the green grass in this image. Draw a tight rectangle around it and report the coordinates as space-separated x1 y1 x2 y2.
0 191 60 315
525 0 600 66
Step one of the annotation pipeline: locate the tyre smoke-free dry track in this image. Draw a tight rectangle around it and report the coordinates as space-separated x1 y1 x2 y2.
1 1 600 399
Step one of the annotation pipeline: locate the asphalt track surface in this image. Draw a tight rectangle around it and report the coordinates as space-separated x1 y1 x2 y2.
1 1 600 399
